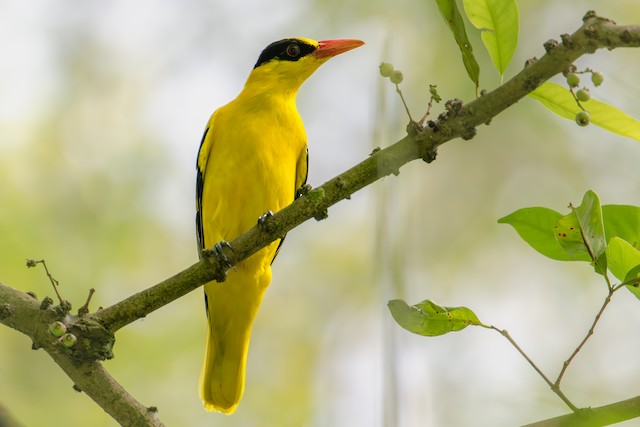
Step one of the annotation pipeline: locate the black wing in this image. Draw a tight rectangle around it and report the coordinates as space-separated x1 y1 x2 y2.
270 147 309 264
195 127 209 259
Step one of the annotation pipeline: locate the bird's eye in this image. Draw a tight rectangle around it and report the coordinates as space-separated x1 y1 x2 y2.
285 43 301 57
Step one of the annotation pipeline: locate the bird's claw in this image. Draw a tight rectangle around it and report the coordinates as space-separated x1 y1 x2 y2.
213 241 235 271
258 211 276 233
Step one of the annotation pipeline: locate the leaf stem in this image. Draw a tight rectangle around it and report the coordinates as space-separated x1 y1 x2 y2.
488 326 579 412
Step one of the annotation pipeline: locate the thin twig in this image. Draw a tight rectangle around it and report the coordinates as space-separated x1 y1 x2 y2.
78 288 96 316
26 259 67 306
418 85 441 126
418 96 435 127
554 278 624 387
488 326 579 412
394 84 414 123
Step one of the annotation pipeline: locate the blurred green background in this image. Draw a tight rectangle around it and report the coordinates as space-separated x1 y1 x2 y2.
1 1 640 426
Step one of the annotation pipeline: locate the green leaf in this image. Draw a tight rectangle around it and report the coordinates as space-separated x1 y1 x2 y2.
529 82 640 142
498 207 576 261
553 212 593 262
463 0 519 78
555 190 607 273
624 265 640 301
434 0 480 92
602 205 640 249
574 191 607 260
499 192 610 269
605 237 640 300
606 237 640 281
388 299 482 336
624 264 640 284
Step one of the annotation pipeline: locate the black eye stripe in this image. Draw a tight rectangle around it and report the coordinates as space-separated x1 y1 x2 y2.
254 39 316 69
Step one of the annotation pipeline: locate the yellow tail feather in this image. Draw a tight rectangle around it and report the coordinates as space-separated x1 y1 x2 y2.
199 267 270 414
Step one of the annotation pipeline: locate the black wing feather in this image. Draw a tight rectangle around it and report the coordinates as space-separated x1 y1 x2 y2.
270 147 309 264
195 127 209 259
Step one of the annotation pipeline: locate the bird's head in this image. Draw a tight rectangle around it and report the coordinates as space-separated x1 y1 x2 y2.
243 37 364 97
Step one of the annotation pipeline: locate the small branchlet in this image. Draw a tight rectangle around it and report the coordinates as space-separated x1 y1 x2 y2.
418 85 442 126
78 288 96 316
27 259 68 307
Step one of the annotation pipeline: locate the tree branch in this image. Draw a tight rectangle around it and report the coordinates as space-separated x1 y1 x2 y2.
0 402 24 427
0 282 164 427
2 11 640 426
522 395 640 427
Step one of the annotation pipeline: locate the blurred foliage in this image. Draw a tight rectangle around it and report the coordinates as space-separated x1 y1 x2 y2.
1 1 640 427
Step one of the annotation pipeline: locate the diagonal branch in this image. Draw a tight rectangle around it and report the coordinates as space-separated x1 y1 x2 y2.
93 12 640 333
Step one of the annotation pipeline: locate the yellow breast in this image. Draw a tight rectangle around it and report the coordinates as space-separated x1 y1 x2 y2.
200 93 307 251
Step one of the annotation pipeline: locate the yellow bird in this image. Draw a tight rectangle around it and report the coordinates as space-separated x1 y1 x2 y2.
195 37 364 414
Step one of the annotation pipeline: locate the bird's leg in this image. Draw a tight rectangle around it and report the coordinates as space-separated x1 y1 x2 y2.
213 241 235 270
258 210 276 233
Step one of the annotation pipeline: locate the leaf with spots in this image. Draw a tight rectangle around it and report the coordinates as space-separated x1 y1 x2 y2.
498 207 576 261
500 192 640 283
554 190 607 274
553 210 592 262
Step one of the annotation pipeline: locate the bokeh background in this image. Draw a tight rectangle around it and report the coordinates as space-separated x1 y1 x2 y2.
1 1 640 426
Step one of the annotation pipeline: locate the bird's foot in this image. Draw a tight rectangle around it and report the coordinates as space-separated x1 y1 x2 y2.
213 241 235 271
258 210 277 233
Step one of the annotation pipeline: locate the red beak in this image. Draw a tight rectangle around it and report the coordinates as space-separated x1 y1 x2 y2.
314 39 365 59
